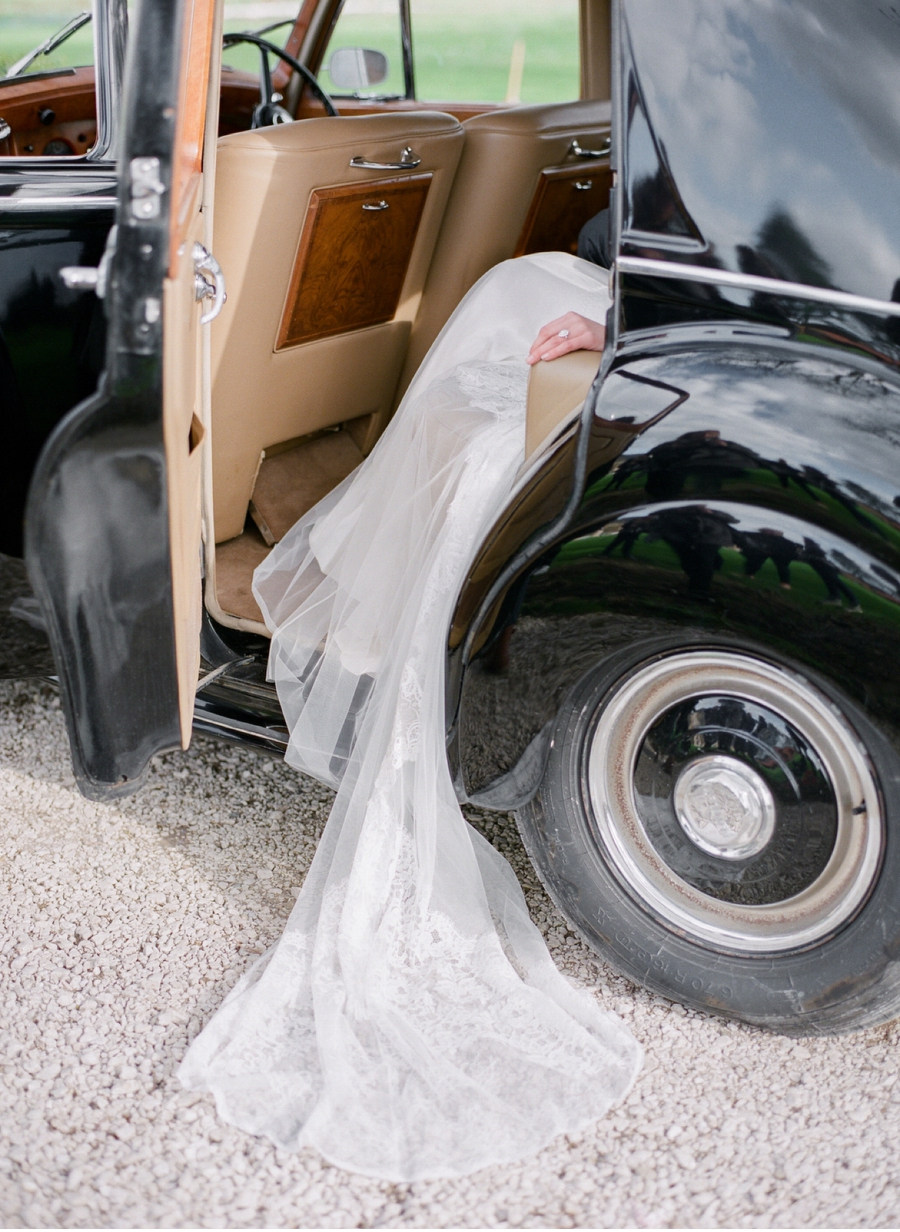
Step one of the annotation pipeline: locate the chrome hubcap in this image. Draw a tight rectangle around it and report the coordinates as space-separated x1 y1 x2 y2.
586 651 883 953
673 754 776 860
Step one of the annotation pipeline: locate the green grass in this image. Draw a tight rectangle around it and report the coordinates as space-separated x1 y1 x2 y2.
221 14 295 78
556 530 900 626
224 0 580 105
410 0 579 104
0 14 94 76
2 1 579 106
0 0 96 74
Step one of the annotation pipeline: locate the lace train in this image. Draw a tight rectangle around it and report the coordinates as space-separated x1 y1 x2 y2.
179 253 642 1180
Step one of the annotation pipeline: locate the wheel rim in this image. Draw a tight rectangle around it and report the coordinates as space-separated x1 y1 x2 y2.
585 651 884 953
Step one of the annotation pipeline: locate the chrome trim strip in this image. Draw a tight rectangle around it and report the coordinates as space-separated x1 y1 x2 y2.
0 194 117 210
620 230 707 255
195 654 254 694
193 704 289 751
616 254 900 319
91 0 127 161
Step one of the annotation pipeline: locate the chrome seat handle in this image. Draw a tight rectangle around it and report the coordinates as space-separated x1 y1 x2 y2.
569 137 611 159
350 145 421 171
193 242 227 324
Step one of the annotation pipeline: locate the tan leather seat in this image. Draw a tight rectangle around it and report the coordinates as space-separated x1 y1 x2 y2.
209 111 464 545
399 100 611 394
524 349 600 466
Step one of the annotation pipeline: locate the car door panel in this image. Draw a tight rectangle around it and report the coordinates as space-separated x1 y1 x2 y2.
163 185 206 748
25 0 219 797
207 112 462 564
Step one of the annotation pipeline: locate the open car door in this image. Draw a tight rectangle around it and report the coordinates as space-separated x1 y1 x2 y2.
25 0 222 800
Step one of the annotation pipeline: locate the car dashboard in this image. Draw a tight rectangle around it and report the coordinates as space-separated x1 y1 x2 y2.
0 67 97 158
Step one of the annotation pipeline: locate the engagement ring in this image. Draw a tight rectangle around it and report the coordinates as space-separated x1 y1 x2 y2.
558 328 570 339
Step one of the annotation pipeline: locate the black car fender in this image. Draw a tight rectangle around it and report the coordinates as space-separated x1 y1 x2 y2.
449 335 900 809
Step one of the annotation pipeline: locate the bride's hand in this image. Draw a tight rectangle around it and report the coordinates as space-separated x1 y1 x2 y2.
526 312 607 365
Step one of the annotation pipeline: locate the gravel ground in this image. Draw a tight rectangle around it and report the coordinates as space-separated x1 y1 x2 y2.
2 678 900 1229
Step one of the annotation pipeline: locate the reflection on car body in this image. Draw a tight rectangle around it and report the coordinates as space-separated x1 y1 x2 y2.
4 0 900 1034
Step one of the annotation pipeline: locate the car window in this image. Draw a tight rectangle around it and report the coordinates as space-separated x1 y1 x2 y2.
221 1 298 77
0 0 95 77
320 0 407 100
410 0 579 105
0 0 101 158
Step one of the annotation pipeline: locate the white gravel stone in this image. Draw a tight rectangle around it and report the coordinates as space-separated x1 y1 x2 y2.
0 677 899 1227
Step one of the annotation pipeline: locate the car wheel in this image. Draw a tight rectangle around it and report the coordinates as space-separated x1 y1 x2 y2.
516 640 900 1034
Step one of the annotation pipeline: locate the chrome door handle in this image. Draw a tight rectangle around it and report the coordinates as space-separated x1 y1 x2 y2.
0 119 10 141
350 145 421 171
569 137 610 159
193 242 226 324
362 200 389 211
573 180 593 191
60 224 117 298
60 265 101 290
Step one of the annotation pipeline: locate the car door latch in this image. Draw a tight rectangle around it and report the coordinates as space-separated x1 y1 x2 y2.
193 242 227 324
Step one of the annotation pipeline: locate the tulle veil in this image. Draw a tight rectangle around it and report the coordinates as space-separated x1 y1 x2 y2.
179 252 642 1180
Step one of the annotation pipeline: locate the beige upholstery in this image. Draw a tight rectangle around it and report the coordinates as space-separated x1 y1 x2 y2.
213 528 270 626
210 111 464 543
249 428 364 545
524 350 600 463
399 100 611 394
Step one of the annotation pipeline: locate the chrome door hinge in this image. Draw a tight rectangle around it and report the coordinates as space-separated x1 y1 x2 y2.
130 156 165 220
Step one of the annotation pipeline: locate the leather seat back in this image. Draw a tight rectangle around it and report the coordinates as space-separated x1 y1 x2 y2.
399 100 611 393
210 111 464 543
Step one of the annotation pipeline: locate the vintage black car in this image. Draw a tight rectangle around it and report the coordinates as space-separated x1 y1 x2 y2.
4 0 900 1036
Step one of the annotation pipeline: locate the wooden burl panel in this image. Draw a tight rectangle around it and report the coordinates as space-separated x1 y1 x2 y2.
277 174 432 349
515 161 613 258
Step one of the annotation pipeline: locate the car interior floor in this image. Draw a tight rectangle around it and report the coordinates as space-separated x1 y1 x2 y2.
213 421 370 628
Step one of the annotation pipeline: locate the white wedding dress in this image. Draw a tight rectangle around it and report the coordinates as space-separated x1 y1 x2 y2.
179 252 642 1180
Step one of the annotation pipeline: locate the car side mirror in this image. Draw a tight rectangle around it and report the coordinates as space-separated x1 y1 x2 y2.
327 47 389 91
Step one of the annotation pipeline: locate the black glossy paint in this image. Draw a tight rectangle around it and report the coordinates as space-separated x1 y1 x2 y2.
450 0 900 807
24 0 185 798
613 0 900 355
635 693 838 905
0 197 114 678
454 328 900 805
0 219 110 560
0 0 128 675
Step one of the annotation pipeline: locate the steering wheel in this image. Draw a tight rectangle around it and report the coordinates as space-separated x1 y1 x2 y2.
222 31 339 126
